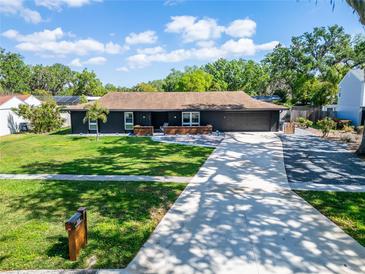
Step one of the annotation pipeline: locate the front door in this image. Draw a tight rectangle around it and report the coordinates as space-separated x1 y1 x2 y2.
151 112 169 129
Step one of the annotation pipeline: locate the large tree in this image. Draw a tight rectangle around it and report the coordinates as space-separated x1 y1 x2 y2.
264 25 355 106
29 64 74 95
177 68 213 92
71 69 106 96
203 58 270 94
0 48 31 94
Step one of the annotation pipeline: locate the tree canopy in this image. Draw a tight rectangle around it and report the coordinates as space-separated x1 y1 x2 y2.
0 24 363 107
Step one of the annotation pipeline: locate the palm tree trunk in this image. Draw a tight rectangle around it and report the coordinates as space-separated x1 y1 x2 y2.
96 122 99 141
357 128 365 155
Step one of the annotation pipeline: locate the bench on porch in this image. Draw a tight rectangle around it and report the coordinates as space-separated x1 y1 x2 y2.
133 125 154 136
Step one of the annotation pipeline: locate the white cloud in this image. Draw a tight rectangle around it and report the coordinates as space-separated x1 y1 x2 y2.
105 42 127 54
126 38 279 69
116 66 129 72
70 58 82 67
35 0 102 10
255 41 280 51
2 28 126 57
125 31 158 45
84 56 106 65
165 16 224 43
164 0 184 6
70 56 106 67
137 46 165 55
225 19 256 38
221 38 256 55
196 40 215 48
0 0 42 23
16 38 105 56
2 27 64 43
166 16 260 43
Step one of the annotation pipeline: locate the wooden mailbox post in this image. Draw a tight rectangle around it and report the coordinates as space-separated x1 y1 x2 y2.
65 207 88 261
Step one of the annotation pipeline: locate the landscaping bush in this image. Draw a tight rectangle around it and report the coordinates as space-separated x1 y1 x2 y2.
296 117 313 128
356 126 364 135
13 100 63 133
343 125 355 133
340 133 356 143
333 119 351 130
317 117 337 138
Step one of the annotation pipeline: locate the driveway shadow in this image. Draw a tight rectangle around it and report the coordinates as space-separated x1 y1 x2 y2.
280 134 365 185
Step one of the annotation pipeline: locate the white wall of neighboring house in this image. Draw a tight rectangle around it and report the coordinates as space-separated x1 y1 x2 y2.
336 69 365 126
24 95 42 106
0 97 27 136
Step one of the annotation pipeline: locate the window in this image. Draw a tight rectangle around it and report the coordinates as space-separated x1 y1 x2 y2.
182 112 200 126
89 119 97 131
124 112 134 130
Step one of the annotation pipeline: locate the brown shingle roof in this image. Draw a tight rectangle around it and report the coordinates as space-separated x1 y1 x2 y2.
16 94 31 101
68 91 287 111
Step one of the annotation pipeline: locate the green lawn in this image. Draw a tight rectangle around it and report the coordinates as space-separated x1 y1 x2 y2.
0 132 213 176
0 179 186 270
295 191 365 247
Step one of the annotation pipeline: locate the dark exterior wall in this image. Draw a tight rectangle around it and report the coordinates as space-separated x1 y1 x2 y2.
99 111 125 133
135 112 151 126
70 110 281 133
71 111 126 134
168 111 182 126
70 111 88 134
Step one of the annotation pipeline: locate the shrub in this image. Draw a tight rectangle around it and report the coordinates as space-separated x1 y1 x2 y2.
296 117 313 128
317 117 337 138
343 125 354 133
340 133 356 143
334 119 351 130
356 126 364 135
14 100 63 133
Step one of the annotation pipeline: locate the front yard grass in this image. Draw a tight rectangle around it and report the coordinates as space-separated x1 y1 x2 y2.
0 132 213 176
0 179 186 270
295 191 365 247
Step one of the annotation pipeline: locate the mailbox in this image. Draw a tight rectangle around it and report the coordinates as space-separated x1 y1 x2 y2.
65 207 88 261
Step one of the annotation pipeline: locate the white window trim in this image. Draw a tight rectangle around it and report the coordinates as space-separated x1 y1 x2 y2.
124 112 134 130
182 112 200 126
88 119 97 131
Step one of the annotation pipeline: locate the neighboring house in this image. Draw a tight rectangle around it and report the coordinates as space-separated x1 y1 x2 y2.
68 91 286 134
53 96 101 127
17 94 42 107
0 95 42 136
337 69 365 126
0 96 26 136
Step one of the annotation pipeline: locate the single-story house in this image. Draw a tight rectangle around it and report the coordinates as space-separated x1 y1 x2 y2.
68 91 286 134
336 69 365 126
0 94 42 136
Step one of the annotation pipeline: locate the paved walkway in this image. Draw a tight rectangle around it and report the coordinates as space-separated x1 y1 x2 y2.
290 182 365 192
127 132 365 274
0 174 191 183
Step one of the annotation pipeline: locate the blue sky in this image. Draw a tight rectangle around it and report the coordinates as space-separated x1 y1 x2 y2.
0 0 363 87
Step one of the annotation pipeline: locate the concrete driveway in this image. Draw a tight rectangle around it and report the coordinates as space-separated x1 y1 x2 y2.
127 132 365 274
281 133 365 185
